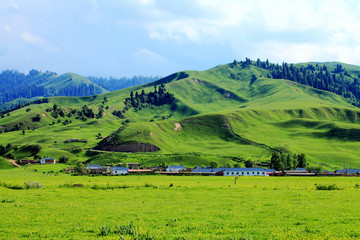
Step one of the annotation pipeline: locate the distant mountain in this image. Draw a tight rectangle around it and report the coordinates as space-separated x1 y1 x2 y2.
0 70 107 111
0 70 159 112
87 76 160 92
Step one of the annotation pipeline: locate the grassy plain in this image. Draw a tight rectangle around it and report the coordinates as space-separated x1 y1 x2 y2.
1 167 360 239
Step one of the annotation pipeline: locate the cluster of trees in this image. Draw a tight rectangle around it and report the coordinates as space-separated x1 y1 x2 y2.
46 104 65 118
0 144 17 157
0 144 41 159
125 84 175 109
270 152 307 171
87 76 160 91
113 84 175 118
234 58 360 107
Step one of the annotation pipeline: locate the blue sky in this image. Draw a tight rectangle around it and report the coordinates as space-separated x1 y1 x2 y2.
1 0 360 77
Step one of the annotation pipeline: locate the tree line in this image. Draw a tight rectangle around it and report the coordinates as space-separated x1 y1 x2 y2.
231 58 360 107
87 76 160 91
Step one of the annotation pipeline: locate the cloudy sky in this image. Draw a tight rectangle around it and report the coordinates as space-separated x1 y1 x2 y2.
1 0 360 77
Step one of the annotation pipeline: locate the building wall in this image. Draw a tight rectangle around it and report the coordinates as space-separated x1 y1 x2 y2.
112 170 127 175
224 170 266 176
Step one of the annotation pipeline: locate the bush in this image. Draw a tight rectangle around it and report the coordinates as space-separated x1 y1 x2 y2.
59 155 69 164
315 184 342 190
99 225 111 236
23 181 45 189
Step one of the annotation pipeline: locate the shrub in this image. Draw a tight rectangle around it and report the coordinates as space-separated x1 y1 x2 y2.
99 225 111 236
315 184 342 190
144 183 157 188
59 155 69 164
23 181 45 189
1 197 16 203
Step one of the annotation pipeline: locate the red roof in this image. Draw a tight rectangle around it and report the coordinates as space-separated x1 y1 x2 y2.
128 169 153 172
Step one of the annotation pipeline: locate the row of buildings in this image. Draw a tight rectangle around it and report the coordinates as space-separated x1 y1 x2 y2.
86 165 271 176
20 159 360 177
86 165 360 176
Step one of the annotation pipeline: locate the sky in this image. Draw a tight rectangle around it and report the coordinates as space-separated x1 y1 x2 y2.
1 0 360 77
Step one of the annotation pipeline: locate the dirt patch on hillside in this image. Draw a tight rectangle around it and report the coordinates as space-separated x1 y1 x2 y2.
7 159 21 168
41 113 47 117
173 122 183 131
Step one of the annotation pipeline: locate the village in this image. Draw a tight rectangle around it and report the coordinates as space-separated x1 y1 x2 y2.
20 157 360 177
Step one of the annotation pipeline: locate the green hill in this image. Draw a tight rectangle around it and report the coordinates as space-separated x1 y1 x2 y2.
1 60 360 170
0 70 108 111
40 72 108 95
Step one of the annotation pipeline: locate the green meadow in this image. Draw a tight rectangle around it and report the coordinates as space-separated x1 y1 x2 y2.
1 167 360 239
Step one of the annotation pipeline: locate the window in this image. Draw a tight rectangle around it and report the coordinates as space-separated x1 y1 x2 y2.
247 172 249 175
232 172 234 175
257 172 259 175
242 172 244 175
115 171 117 174
252 172 254 174
236 172 239 175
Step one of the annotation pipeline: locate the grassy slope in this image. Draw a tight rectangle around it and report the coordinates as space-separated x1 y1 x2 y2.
0 157 14 169
0 62 360 169
42 73 108 95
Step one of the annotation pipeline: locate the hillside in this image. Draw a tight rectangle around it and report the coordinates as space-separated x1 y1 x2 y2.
0 70 108 111
1 59 360 170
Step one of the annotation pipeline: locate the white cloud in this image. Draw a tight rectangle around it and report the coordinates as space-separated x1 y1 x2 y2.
3 25 12 33
132 48 167 65
136 0 360 64
21 32 45 45
7 0 19 11
138 0 154 6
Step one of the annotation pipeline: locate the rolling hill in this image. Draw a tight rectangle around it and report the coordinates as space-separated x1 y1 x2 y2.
1 59 360 170
0 70 108 111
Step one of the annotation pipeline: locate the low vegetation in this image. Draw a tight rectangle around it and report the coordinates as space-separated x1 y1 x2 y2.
1 169 360 239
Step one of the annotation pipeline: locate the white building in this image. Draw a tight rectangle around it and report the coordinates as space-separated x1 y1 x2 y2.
111 167 129 175
40 157 56 164
222 168 267 176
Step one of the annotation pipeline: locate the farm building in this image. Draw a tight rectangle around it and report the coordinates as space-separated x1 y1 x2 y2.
111 167 129 175
222 168 267 176
335 169 360 175
86 164 103 170
166 165 187 172
128 169 153 174
192 166 214 173
40 157 56 164
20 159 40 164
191 167 268 176
265 169 276 175
86 164 109 174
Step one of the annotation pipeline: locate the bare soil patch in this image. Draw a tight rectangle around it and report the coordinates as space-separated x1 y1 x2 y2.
173 122 183 131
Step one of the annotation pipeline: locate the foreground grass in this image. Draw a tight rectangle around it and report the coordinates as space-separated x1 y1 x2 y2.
1 169 360 239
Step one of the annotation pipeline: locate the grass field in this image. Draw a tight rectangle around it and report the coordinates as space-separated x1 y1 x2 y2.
1 167 360 239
